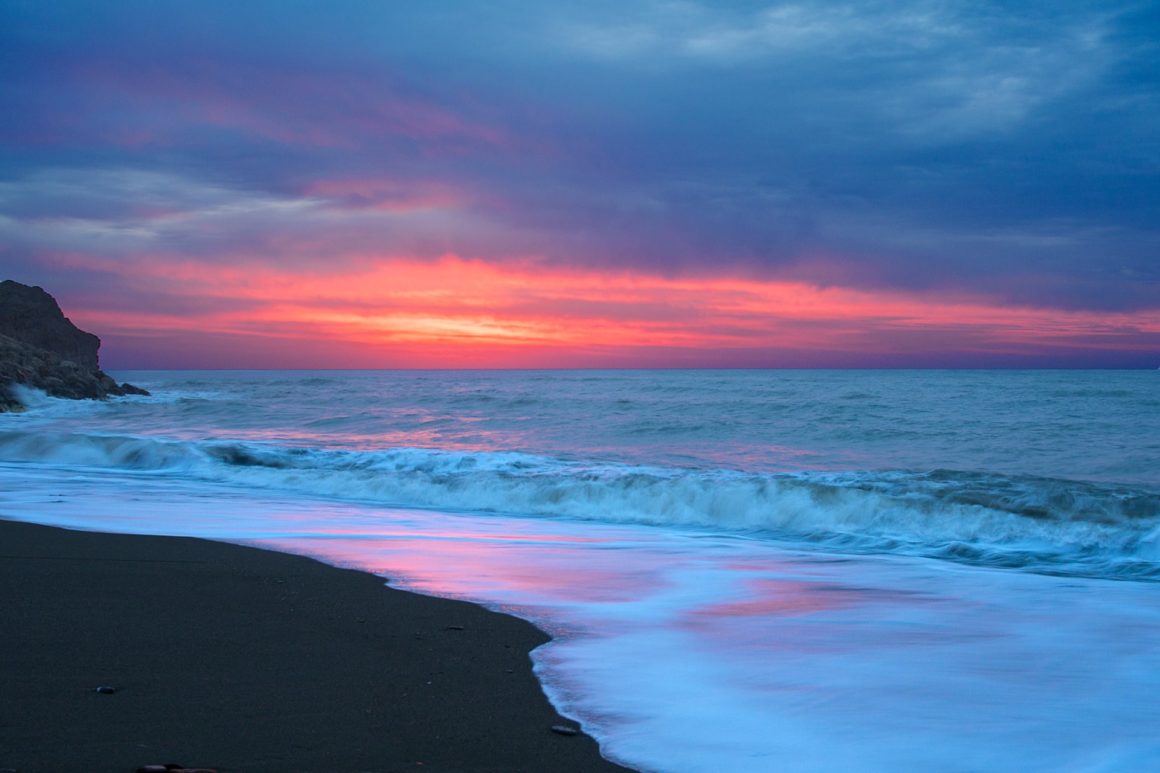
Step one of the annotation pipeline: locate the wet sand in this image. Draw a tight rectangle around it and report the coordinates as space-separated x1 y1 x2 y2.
0 519 634 773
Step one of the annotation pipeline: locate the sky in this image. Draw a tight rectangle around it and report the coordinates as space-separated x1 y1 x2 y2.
1 0 1158 368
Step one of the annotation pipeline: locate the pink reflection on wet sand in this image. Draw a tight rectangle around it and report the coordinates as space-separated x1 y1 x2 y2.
685 578 861 620
272 533 671 608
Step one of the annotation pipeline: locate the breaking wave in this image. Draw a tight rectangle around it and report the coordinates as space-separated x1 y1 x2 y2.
2 428 1158 580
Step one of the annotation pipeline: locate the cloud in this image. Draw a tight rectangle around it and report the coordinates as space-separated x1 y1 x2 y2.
56 254 1160 368
2 0 1158 366
555 1 1116 138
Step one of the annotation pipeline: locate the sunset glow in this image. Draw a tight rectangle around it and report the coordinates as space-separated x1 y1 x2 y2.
55 255 1159 368
3 1 1157 367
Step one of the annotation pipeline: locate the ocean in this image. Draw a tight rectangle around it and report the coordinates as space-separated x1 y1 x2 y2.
3 369 1159 771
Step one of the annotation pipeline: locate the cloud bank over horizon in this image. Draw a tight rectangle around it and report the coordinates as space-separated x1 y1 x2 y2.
2 0 1158 367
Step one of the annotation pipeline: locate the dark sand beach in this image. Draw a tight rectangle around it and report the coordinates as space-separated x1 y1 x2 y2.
0 519 633 773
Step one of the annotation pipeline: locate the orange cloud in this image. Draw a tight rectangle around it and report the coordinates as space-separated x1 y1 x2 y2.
59 253 1160 368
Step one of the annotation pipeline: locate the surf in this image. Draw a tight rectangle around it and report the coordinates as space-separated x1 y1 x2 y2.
3 427 1156 581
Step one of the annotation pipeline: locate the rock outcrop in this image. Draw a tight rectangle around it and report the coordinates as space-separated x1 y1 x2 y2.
0 280 148 412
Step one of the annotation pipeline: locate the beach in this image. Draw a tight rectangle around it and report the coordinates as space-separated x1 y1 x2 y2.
0 519 632 773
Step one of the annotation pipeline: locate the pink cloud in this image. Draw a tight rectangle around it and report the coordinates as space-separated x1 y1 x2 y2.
48 251 1160 368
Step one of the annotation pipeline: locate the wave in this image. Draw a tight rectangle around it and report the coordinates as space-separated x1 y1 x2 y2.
1 428 1157 580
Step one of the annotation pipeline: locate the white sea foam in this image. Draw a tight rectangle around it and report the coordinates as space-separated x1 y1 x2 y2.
1 428 1157 579
5 384 52 408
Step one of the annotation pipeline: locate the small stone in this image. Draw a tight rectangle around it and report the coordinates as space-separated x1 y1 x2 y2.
94 685 117 694
445 625 465 631
550 724 579 736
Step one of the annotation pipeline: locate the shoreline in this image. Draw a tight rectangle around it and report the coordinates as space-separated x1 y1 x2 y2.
0 519 634 773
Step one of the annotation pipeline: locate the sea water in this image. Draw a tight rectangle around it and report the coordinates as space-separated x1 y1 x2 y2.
2 370 1159 771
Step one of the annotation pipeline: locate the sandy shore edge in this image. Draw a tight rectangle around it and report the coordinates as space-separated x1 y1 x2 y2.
0 519 635 773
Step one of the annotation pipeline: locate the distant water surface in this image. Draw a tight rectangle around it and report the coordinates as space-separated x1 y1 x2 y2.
34 369 1160 482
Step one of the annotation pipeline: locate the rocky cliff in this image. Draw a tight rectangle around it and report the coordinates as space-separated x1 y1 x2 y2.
0 280 148 412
